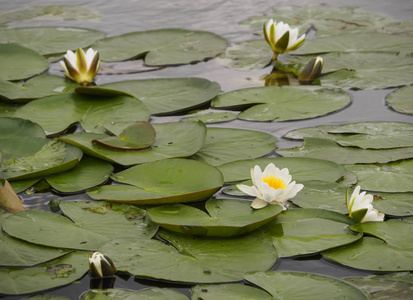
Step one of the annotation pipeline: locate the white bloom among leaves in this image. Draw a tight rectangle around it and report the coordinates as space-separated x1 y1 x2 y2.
88 252 117 278
237 163 304 209
263 19 306 60
346 186 385 223
60 48 101 86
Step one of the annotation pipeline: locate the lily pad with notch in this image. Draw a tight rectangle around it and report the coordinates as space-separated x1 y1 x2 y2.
147 198 283 237
93 121 156 150
87 158 223 204
60 121 207 166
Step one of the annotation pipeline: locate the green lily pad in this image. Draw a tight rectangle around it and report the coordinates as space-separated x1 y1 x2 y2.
345 272 413 300
0 210 69 267
60 121 207 166
15 93 150 135
45 156 113 193
322 237 413 271
181 110 238 123
372 192 413 216
349 219 413 250
91 29 227 65
0 101 21 117
191 283 272 300
191 127 276 166
59 201 158 240
0 27 105 55
0 117 45 139
244 271 368 300
217 157 344 183
100 228 277 283
216 39 272 70
87 158 223 204
241 4 394 36
80 288 188 300
345 160 413 193
8 178 41 193
258 208 361 257
276 52 413 89
0 5 101 24
0 251 89 295
0 74 79 103
386 85 413 115
211 86 350 122
0 44 48 81
147 198 283 237
284 122 413 149
24 296 71 300
77 77 221 115
93 121 156 150
276 137 413 164
0 138 82 180
2 210 109 250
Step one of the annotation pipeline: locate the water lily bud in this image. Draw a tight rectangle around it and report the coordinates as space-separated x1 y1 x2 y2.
346 186 385 223
263 19 306 60
60 48 101 86
299 56 323 82
88 252 117 278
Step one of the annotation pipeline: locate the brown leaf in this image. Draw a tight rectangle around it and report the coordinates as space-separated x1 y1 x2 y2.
0 180 25 213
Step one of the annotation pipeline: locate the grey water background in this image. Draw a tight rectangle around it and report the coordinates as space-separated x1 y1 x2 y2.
1 0 413 298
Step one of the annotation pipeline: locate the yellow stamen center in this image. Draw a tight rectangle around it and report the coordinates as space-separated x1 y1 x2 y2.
262 175 287 190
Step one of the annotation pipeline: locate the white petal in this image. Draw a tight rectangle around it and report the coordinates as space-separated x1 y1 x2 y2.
60 60 68 73
251 198 269 209
288 28 299 48
362 209 385 222
85 48 97 67
252 165 263 188
237 184 261 198
65 50 78 70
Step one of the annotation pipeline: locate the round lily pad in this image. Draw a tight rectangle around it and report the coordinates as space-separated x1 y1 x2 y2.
147 198 283 237
60 121 207 166
15 93 150 136
2 210 109 250
91 28 227 65
88 158 223 204
244 271 368 300
0 117 45 139
59 201 158 240
46 156 113 193
276 137 413 164
0 43 48 81
0 252 89 295
322 237 413 271
0 27 105 55
191 127 276 166
80 288 188 300
77 77 221 115
345 160 413 193
0 210 69 267
386 85 413 115
217 157 344 183
258 208 361 257
99 228 277 283
284 122 413 149
0 138 82 181
211 85 350 122
93 121 156 150
0 74 79 103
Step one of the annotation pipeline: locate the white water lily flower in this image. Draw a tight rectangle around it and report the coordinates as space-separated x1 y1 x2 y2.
88 252 117 278
346 186 385 223
60 48 101 86
237 163 304 209
263 19 306 60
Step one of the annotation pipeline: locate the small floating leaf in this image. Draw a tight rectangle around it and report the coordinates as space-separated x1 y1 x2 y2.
93 121 156 150
386 85 413 115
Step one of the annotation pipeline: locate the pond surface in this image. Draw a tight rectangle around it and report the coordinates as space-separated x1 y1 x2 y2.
1 0 413 298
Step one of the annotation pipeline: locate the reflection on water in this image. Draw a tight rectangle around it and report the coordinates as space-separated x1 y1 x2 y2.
2 0 413 298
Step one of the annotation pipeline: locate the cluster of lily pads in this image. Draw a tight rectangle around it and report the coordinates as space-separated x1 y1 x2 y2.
0 3 413 299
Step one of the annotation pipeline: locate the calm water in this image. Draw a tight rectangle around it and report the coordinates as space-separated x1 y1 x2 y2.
1 0 413 298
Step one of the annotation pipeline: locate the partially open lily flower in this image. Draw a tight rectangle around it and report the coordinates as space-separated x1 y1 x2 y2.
60 48 101 86
346 186 385 223
263 19 306 60
237 163 304 209
88 252 117 278
298 56 323 83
